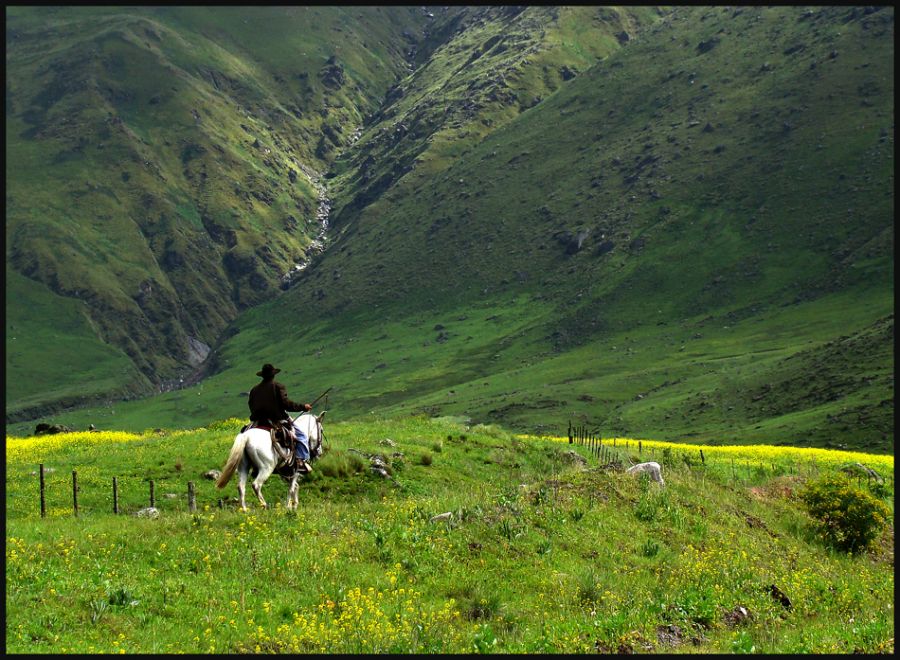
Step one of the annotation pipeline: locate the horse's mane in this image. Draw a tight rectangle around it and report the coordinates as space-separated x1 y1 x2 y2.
292 412 316 436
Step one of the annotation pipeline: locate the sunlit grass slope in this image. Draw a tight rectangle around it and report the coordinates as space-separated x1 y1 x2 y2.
5 417 893 653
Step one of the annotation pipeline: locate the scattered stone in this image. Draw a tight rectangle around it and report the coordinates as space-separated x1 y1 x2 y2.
656 624 683 646
35 423 73 435
724 605 752 627
626 462 664 485
202 469 221 481
562 450 588 468
702 122 714 132
559 65 577 81
379 438 398 447
430 512 453 523
839 462 884 483
135 507 160 519
697 38 720 54
164 493 179 500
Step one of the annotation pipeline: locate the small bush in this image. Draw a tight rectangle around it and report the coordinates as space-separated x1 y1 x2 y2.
317 451 366 478
799 473 890 552
419 452 433 466
575 569 602 606
432 441 443 453
641 538 660 558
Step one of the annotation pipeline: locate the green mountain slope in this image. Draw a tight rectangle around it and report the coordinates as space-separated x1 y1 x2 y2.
5 6 430 412
5 6 894 452
241 5 894 451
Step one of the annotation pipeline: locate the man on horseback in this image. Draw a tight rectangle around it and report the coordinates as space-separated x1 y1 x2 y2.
248 363 313 473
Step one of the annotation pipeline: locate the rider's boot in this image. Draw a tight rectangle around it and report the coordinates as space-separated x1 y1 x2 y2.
296 448 312 473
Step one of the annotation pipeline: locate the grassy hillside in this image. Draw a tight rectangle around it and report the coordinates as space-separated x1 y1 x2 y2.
264 5 893 451
5 6 893 454
5 417 894 653
5 6 430 406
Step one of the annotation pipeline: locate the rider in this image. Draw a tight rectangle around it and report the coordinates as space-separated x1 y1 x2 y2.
248 363 313 472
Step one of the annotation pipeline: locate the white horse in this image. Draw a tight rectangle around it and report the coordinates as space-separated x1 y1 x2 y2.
215 412 325 511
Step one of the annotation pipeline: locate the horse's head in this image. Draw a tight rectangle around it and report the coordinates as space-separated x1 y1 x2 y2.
316 410 327 423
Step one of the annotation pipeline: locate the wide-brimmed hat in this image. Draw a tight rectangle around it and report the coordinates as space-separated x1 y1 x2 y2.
256 363 281 378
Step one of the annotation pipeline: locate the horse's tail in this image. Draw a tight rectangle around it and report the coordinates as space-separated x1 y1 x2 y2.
216 431 250 489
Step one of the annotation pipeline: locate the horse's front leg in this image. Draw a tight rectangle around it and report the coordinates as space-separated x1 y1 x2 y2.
287 473 300 511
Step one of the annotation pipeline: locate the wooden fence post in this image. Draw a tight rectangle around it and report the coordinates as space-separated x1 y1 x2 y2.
699 449 705 464
638 441 642 454
113 477 119 514
188 481 196 513
40 464 46 519
72 470 78 517
568 421 573 444
149 480 155 508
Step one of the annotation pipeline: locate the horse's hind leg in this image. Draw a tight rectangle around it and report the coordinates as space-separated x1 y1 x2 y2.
252 463 275 509
237 458 249 511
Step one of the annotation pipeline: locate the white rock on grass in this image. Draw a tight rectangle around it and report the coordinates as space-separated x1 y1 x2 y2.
430 512 453 523
626 461 664 485
135 507 160 518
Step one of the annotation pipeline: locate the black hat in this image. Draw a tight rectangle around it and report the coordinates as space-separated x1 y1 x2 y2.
256 363 280 378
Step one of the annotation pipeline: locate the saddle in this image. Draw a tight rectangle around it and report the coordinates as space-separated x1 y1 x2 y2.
244 420 296 466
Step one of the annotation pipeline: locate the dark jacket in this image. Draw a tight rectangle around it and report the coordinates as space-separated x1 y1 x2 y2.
248 378 306 423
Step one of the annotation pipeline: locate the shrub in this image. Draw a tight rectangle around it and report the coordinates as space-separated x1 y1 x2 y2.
799 473 890 552
419 452 433 466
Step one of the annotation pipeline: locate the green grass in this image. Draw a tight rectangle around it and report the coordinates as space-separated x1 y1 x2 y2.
5 416 894 653
5 267 149 418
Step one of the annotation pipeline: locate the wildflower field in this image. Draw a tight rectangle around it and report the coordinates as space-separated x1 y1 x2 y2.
5 416 894 654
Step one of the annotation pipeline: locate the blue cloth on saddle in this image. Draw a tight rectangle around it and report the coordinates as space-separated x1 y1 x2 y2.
292 423 310 460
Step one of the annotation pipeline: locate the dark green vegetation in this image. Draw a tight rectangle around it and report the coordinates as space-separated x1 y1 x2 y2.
6 7 894 452
5 418 894 653
799 472 892 553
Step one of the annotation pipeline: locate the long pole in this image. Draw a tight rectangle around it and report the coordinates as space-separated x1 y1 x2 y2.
309 386 333 408
40 464 46 518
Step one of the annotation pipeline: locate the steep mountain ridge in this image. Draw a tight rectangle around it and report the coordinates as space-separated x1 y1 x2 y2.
6 6 431 412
